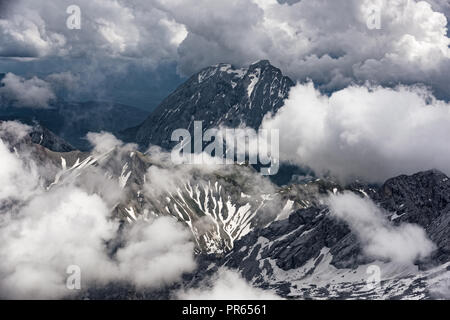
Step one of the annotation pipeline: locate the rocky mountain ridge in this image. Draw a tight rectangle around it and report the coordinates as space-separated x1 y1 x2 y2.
123 60 294 149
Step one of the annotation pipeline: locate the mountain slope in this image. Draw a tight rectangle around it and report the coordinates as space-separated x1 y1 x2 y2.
193 170 450 299
4 124 449 299
123 60 294 149
53 146 284 254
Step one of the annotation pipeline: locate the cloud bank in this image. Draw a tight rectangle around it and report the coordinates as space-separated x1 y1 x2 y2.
160 0 450 97
262 82 450 183
1 0 449 100
0 124 278 299
0 123 196 299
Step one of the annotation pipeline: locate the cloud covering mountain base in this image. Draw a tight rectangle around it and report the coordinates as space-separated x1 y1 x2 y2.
0 122 196 299
262 82 450 183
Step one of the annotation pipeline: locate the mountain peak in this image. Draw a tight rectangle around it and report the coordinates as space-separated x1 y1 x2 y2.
132 60 294 149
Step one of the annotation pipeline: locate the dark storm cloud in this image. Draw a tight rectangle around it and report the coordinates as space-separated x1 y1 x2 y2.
0 0 449 103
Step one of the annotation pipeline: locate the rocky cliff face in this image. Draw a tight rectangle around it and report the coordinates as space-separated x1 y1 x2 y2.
29 124 76 152
375 170 450 264
125 60 294 149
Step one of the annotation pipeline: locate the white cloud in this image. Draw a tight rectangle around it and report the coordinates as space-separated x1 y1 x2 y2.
1 0 448 98
0 72 55 108
142 146 227 198
0 187 119 299
144 165 191 198
327 192 436 264
0 124 197 299
158 0 450 96
427 0 450 22
0 140 37 201
428 268 450 299
87 131 127 154
176 268 282 300
0 0 183 65
0 120 32 142
0 122 39 201
0 9 67 58
262 82 450 183
0 191 197 298
116 217 196 288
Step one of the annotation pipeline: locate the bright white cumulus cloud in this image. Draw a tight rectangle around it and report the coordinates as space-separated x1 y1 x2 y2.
262 82 450 183
0 187 119 299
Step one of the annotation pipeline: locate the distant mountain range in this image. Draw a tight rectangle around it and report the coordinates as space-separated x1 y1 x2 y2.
2 60 293 152
0 101 148 150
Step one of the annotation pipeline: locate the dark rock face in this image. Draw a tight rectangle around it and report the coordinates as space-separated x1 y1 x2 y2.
29 124 75 152
375 170 450 264
224 206 365 281
199 170 450 299
126 60 294 149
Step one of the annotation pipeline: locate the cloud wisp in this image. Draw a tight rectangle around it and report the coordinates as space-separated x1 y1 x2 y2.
176 268 282 300
327 192 436 265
